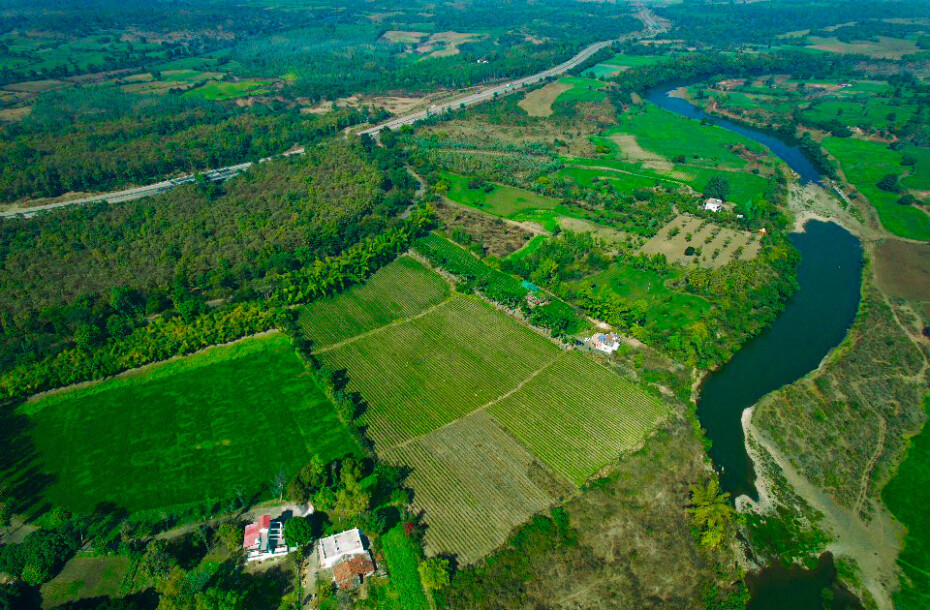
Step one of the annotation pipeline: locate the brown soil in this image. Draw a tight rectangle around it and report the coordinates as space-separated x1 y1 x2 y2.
518 82 572 117
874 239 930 302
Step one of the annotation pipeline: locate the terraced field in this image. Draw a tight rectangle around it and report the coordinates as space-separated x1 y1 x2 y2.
297 257 450 347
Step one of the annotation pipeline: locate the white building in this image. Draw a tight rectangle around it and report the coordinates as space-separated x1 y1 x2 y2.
243 514 295 562
319 528 368 569
704 198 723 212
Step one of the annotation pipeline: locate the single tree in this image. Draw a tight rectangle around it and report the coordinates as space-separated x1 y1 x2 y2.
418 557 451 591
703 175 731 201
877 173 900 192
284 517 315 547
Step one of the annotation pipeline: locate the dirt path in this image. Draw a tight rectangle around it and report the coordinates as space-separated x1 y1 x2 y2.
313 296 455 354
743 408 903 610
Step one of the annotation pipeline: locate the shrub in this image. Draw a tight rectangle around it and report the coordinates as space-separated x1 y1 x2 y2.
877 173 900 192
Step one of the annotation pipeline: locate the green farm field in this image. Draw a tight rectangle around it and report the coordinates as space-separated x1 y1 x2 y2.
552 76 608 104
583 53 668 78
882 395 930 609
441 171 560 218
185 79 274 101
298 256 450 348
823 137 930 241
301 257 666 562
12 334 358 513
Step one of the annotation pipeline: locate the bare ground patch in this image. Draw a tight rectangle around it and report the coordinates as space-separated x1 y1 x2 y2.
518 82 573 117
435 199 538 258
639 214 762 268
874 239 930 302
611 133 673 172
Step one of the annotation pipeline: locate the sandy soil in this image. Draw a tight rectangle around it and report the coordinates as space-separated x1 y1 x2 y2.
610 133 673 171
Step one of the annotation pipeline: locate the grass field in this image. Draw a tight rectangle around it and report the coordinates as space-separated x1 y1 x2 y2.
185 79 273 100
441 171 560 218
610 104 760 170
822 137 930 241
583 53 669 78
806 36 921 59
304 261 666 562
553 76 608 104
518 81 573 117
40 556 130 609
569 262 711 334
14 334 358 513
297 257 449 348
882 395 930 609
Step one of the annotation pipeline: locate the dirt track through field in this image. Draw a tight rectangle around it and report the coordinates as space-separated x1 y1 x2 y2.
313 296 455 354
384 351 567 452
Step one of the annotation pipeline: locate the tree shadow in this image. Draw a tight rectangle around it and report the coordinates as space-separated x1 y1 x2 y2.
0 404 55 520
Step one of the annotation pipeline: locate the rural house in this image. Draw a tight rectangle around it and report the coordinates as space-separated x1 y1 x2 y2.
243 514 294 562
318 528 370 569
586 333 621 354
703 198 723 212
332 553 377 590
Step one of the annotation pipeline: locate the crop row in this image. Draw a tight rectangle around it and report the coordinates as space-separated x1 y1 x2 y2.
385 412 561 564
297 257 449 347
319 294 558 448
489 351 667 485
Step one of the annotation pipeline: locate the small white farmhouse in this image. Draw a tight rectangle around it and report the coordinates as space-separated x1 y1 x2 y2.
704 198 723 213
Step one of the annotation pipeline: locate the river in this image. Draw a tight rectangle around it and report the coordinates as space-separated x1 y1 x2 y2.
644 82 865 607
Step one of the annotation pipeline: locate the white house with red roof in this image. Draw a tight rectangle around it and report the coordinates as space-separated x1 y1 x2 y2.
243 514 294 562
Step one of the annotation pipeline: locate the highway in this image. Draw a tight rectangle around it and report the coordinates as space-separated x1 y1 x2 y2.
1 6 665 219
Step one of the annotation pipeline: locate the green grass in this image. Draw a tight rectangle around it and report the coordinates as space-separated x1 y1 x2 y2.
881 395 930 609
185 80 273 101
298 257 449 348
506 234 548 262
570 263 711 334
553 76 607 104
374 525 429 609
610 103 760 170
563 156 772 203
822 137 930 241
40 556 129 609
583 53 669 78
16 334 358 513
441 171 560 218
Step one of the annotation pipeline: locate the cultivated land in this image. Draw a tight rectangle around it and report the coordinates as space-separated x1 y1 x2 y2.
302 260 666 563
518 81 573 117
823 137 930 241
386 411 569 563
640 214 762 268
806 36 921 59
10 334 358 513
297 256 450 348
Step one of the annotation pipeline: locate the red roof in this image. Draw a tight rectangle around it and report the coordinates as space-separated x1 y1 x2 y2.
333 554 376 589
243 515 272 549
243 523 261 549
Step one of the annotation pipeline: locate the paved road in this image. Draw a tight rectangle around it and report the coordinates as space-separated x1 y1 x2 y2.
1 7 665 219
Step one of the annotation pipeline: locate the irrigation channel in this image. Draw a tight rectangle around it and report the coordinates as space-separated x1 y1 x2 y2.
645 82 865 608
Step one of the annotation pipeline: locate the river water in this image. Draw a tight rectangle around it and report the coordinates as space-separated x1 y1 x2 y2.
643 82 865 607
